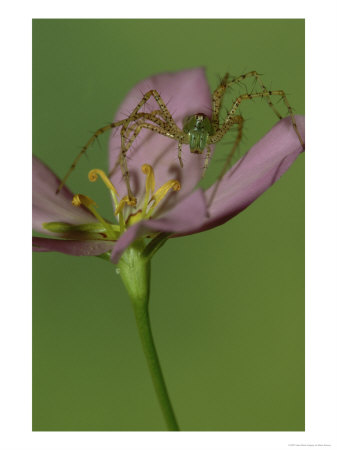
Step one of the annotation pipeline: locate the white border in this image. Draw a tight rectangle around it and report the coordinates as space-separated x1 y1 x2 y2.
1 1 337 449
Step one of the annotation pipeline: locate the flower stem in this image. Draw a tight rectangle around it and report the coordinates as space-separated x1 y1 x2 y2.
117 242 179 431
132 302 179 431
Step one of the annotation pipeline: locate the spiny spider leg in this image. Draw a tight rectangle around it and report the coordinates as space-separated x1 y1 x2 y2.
212 71 284 133
122 112 168 144
106 109 179 182
121 89 180 135
212 72 230 131
110 116 168 179
116 120 185 201
216 115 244 179
122 111 167 143
121 117 183 153
207 115 244 207
57 110 168 194
59 89 182 200
116 90 185 200
226 71 283 120
211 89 304 149
202 145 213 176
177 141 184 168
56 118 128 193
123 113 186 168
57 73 303 206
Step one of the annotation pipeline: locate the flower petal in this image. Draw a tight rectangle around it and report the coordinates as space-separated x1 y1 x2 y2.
109 68 212 205
197 116 305 232
33 237 114 256
33 156 97 235
110 189 208 263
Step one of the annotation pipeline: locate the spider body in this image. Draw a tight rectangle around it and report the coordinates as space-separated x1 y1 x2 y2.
57 71 304 204
183 113 214 153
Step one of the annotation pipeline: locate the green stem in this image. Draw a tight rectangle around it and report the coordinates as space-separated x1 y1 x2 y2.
132 302 179 431
117 242 179 431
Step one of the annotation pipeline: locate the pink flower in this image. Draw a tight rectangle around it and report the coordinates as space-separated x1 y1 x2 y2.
33 68 304 263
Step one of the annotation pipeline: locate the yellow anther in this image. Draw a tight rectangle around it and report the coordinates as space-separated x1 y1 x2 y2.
150 180 181 208
72 193 114 235
115 196 133 216
72 194 96 208
88 169 118 197
141 164 155 194
141 164 158 219
126 196 137 207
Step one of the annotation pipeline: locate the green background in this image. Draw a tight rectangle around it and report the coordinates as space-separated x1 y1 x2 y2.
32 19 304 431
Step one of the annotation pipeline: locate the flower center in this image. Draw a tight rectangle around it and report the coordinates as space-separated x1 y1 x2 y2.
87 165 180 230
43 165 181 242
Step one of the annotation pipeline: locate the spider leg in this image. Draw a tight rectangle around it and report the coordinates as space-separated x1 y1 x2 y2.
115 111 177 181
211 71 287 136
122 111 167 144
217 115 244 179
110 122 149 183
226 71 283 120
58 109 168 196
178 141 183 168
211 90 304 149
115 90 182 201
212 72 230 132
123 89 180 134
207 115 244 207
120 120 182 161
122 108 186 170
57 88 180 194
109 119 184 202
56 118 128 193
202 146 213 177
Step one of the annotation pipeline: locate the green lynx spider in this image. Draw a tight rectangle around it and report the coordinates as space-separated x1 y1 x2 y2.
57 71 304 203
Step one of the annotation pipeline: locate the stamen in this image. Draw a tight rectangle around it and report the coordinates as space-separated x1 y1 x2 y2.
72 194 112 234
72 165 181 235
126 197 137 207
115 196 133 216
144 179 181 219
150 180 181 208
141 164 155 194
88 169 118 195
141 164 156 218
88 169 119 208
72 194 95 209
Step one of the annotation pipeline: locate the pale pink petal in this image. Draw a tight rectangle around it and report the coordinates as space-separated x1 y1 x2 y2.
33 156 97 235
195 116 305 233
110 189 207 263
33 237 114 256
108 68 212 206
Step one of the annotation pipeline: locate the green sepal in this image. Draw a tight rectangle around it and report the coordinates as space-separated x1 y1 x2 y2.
142 232 171 261
43 222 101 232
117 240 149 307
42 221 120 240
42 221 120 233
